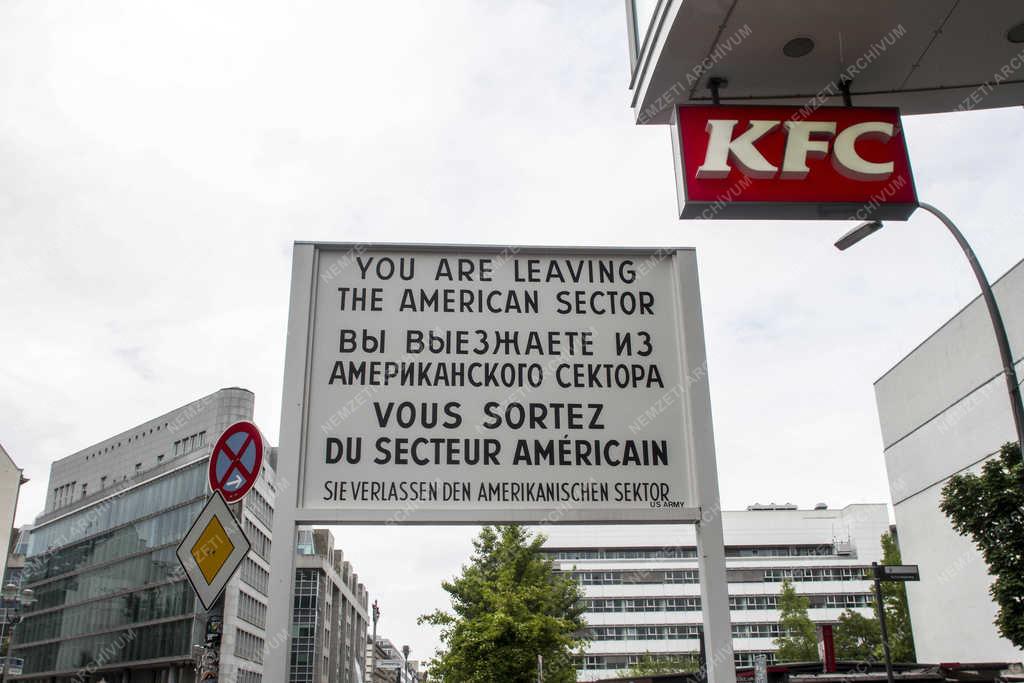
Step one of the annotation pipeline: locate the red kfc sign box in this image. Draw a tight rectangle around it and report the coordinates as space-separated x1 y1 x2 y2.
671 105 918 220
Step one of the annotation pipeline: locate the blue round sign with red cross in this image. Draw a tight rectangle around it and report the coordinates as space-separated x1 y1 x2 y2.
208 421 264 503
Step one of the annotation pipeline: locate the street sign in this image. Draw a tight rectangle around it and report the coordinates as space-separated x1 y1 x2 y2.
280 245 714 524
874 564 920 581
671 105 918 221
208 421 264 503
176 491 251 610
266 243 735 683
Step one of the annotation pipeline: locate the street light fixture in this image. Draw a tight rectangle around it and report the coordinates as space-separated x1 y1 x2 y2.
834 204 1024 453
834 220 884 251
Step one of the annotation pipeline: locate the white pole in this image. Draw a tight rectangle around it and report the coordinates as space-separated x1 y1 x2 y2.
264 243 318 682
675 252 735 683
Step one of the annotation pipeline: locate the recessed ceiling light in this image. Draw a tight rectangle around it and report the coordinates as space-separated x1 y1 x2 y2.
783 36 815 58
1008 20 1024 43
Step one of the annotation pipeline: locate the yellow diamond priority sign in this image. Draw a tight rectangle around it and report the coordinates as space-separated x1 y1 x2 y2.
177 491 251 610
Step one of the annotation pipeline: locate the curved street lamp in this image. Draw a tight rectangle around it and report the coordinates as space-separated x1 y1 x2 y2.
835 204 1024 453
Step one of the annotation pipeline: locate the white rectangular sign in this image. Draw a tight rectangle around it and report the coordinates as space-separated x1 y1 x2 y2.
285 244 713 523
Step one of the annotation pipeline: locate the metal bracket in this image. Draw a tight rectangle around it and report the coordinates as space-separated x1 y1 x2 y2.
839 77 853 107
708 77 728 105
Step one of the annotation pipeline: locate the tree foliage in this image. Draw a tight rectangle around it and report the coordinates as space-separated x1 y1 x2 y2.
627 652 698 676
940 442 1024 648
773 579 819 662
833 609 881 660
418 525 587 683
831 531 917 662
880 531 916 661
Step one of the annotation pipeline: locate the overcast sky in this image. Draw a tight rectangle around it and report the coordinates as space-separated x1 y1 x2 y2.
3 0 1024 666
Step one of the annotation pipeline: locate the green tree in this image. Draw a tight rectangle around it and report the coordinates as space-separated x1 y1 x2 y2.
940 442 1024 648
773 579 819 662
418 525 587 683
880 531 916 661
833 609 881 660
627 652 698 675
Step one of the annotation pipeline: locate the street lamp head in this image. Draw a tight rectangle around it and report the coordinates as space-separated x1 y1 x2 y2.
20 588 35 606
2 583 16 600
835 220 884 251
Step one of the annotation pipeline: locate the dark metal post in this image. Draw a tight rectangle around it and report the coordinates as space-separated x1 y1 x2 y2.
873 563 896 683
918 203 1024 453
371 601 380 681
708 77 727 105
839 78 853 107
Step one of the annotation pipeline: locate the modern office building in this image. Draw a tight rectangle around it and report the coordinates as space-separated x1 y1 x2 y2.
290 527 370 683
875 258 1024 663
541 504 890 681
9 388 278 682
0 443 25 583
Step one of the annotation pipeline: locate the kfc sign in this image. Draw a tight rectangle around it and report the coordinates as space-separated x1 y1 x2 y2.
672 105 917 220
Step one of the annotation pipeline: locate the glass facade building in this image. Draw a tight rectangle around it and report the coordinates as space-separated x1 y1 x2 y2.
10 388 275 683
13 460 205 677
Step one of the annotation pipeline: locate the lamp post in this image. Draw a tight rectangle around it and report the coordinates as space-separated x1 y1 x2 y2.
835 205 1024 454
402 645 411 682
0 583 35 682
370 601 380 682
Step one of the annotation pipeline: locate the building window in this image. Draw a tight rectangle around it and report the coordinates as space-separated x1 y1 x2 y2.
241 557 270 596
237 590 268 629
235 628 265 664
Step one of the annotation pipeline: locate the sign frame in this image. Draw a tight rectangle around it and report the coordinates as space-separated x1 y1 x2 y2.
265 242 735 683
176 491 252 611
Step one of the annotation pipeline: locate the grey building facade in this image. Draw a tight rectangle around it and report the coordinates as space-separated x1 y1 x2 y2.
290 528 369 683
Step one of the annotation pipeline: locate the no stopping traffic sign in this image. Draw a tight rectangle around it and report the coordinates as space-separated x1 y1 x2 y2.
209 421 264 503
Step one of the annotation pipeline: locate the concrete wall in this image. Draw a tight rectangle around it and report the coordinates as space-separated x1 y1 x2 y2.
0 443 21 581
874 258 1024 663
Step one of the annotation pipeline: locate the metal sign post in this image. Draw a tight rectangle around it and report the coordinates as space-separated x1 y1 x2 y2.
264 244 735 683
873 562 920 683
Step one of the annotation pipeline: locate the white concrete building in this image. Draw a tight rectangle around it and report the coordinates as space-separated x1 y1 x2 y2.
874 258 1024 664
542 503 890 680
0 443 25 583
11 388 278 682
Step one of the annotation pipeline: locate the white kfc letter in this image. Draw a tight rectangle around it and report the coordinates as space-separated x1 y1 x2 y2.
832 121 895 181
696 119 780 179
781 121 837 179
